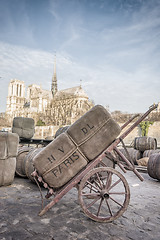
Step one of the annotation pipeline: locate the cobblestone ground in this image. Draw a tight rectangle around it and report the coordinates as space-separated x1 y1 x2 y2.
0 167 160 240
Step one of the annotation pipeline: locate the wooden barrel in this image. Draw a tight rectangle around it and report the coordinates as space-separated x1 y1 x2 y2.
16 146 34 177
134 137 157 152
147 153 160 180
118 148 142 165
0 132 19 186
143 149 160 158
55 126 70 138
25 148 43 182
101 156 115 168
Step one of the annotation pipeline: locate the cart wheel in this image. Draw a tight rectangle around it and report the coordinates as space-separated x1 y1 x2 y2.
78 167 130 223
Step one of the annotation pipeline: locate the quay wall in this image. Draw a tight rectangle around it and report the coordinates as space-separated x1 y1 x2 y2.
120 122 160 147
1 122 160 147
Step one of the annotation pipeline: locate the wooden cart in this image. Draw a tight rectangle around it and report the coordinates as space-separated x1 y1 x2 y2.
32 104 157 222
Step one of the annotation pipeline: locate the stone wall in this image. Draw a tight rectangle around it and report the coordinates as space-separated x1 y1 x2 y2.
1 122 160 147
0 126 59 139
119 122 160 147
33 123 141 143
34 126 60 139
148 121 160 147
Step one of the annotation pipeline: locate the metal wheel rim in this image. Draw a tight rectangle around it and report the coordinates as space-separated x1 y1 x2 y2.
78 167 130 223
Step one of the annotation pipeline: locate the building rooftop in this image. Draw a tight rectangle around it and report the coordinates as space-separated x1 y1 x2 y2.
54 86 88 99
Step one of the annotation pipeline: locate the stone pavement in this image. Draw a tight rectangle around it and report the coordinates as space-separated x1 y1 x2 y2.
0 167 160 240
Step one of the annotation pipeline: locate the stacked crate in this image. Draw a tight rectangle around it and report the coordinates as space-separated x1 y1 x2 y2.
12 117 35 139
0 132 19 186
33 105 121 188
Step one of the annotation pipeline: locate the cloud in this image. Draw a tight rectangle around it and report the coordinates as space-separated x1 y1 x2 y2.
0 40 160 114
59 25 80 51
0 0 35 47
0 42 86 111
0 0 160 114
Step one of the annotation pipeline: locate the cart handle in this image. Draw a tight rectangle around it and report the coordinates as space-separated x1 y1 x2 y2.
119 103 158 142
121 114 140 130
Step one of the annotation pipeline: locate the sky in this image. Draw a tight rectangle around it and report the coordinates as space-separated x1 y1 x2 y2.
0 0 160 113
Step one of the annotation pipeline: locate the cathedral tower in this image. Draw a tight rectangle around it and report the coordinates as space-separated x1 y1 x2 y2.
51 55 58 97
6 79 25 115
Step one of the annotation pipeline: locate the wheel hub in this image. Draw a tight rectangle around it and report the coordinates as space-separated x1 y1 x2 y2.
100 189 109 199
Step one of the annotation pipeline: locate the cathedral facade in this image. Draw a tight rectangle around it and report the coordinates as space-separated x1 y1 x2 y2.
5 57 94 126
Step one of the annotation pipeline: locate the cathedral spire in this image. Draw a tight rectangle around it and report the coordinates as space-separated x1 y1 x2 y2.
51 54 58 97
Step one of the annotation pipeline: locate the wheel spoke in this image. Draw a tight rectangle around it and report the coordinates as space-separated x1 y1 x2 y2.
109 192 126 195
109 196 123 207
94 179 102 190
86 180 100 192
99 161 107 167
105 199 113 216
82 192 100 199
86 196 101 209
97 198 104 216
105 172 112 189
85 184 98 193
95 173 103 189
79 167 130 223
108 178 121 191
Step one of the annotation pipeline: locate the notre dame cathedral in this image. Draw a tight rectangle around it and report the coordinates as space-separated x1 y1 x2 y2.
5 56 94 126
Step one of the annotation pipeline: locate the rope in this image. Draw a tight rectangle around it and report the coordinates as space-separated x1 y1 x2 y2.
68 118 112 147
66 134 89 162
34 176 44 210
42 118 112 177
42 147 78 176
